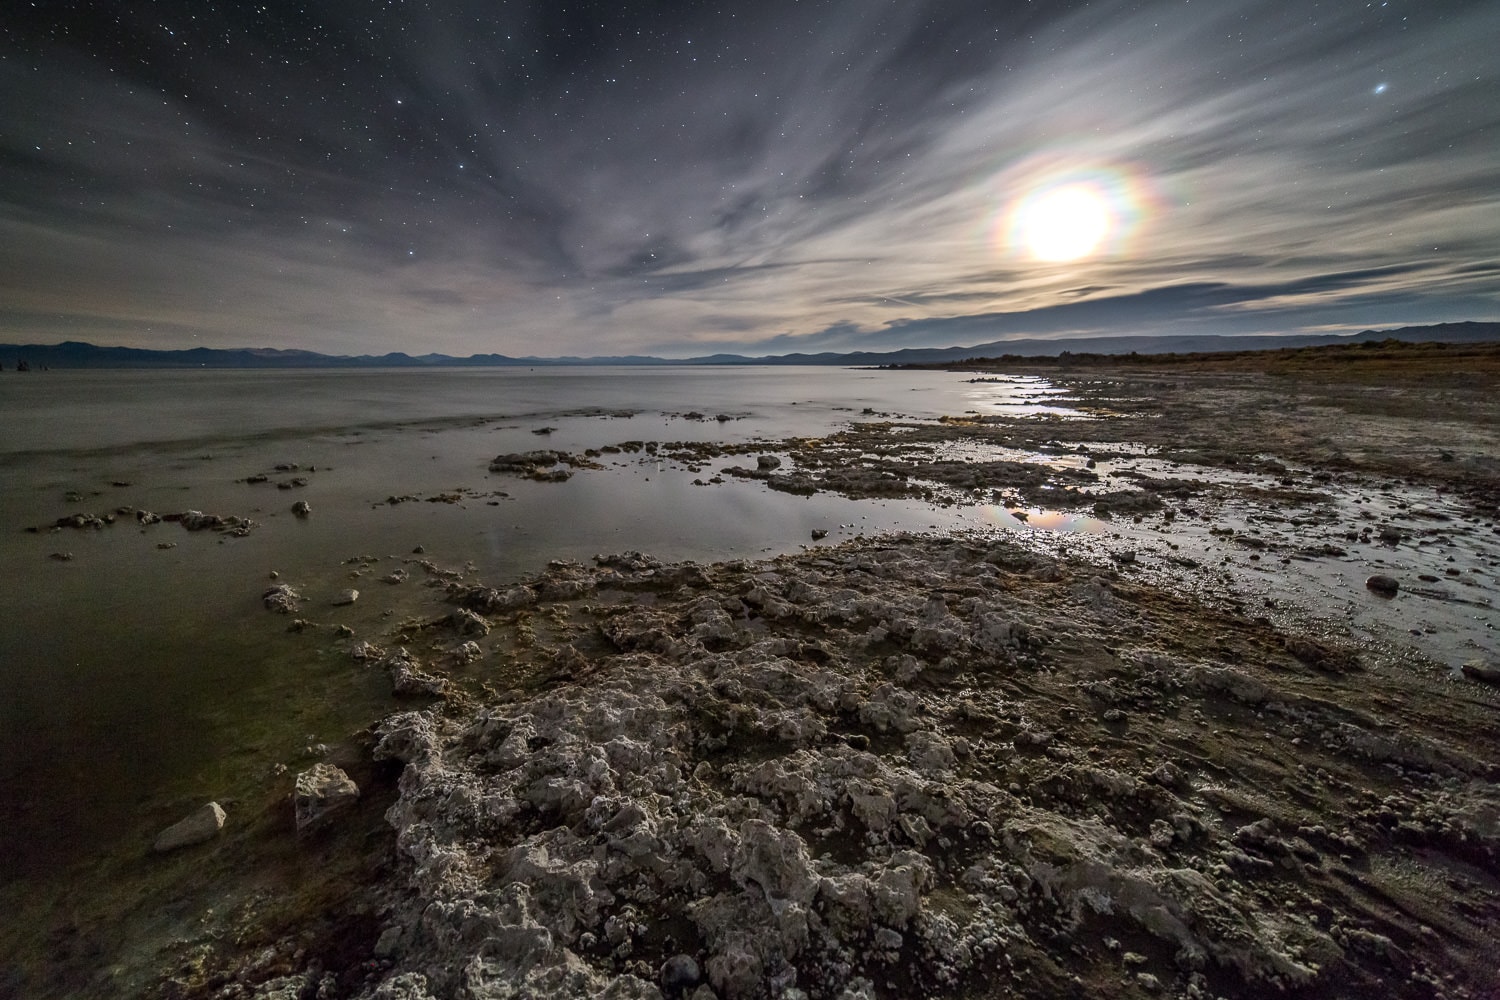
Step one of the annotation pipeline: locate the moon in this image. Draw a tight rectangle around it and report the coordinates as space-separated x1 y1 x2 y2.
1014 183 1113 262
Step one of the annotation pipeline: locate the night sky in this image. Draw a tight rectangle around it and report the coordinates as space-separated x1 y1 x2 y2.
2 1 1497 358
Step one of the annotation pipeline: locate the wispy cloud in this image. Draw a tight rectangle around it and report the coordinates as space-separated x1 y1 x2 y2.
1 0 1496 355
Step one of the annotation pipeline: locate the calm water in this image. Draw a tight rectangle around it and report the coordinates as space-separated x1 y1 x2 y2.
0 367 1058 886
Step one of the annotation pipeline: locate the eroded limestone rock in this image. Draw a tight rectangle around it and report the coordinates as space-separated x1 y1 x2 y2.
294 763 359 833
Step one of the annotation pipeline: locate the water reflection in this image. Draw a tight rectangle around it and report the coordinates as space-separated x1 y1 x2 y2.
978 504 1108 533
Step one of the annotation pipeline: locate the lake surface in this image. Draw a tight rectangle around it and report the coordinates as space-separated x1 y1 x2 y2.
0 366 1064 886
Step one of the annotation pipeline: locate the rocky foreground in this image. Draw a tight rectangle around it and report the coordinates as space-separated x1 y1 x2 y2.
197 527 1498 1000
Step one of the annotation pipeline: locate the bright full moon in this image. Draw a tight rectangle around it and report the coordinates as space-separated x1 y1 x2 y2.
1014 183 1113 261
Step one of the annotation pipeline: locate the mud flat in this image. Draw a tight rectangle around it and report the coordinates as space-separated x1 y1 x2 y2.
9 363 1500 1000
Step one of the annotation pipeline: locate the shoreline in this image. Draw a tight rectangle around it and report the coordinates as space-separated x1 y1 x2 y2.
2 364 1497 999
135 530 1500 999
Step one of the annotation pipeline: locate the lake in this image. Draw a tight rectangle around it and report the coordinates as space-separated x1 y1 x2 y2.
0 366 1059 887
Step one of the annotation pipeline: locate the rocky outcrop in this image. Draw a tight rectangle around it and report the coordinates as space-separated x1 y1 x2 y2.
314 535 1498 1000
488 450 603 482
379 648 448 698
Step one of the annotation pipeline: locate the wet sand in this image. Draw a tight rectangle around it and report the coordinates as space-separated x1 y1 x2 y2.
4 362 1499 1000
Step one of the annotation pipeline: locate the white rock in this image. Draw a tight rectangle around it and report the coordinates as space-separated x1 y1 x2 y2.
152 801 226 853
294 762 360 832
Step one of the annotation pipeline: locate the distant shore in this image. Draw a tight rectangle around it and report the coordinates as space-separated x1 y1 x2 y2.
895 336 1500 378
3 321 1498 371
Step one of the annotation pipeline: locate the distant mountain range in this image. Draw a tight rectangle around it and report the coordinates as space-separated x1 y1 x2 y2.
2 321 1497 370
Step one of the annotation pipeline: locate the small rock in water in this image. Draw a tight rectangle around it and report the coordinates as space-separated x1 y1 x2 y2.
757 454 782 471
810 529 828 540
291 500 311 517
1365 574 1400 596
263 583 301 613
1461 660 1500 684
294 763 360 833
332 588 359 606
152 801 227 853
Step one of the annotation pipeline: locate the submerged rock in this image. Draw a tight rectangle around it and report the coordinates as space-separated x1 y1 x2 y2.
152 801 226 853
294 763 360 833
53 513 106 530
170 510 257 536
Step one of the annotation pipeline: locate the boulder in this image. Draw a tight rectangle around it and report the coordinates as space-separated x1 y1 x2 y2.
152 801 226 853
1461 660 1500 684
294 763 360 833
1365 574 1399 596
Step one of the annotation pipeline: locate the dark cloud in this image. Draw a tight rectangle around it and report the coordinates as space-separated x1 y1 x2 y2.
1 0 1496 356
